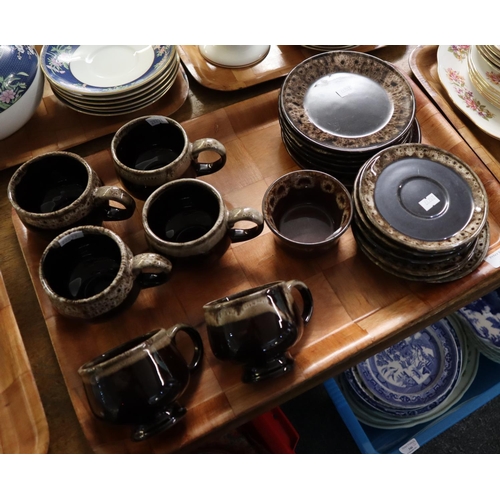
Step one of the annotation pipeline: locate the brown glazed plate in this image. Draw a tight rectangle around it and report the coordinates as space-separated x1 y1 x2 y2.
279 51 415 152
358 143 488 254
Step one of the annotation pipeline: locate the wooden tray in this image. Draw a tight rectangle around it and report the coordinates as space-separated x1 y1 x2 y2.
178 45 381 91
12 79 500 454
410 45 500 183
0 65 190 171
0 270 49 453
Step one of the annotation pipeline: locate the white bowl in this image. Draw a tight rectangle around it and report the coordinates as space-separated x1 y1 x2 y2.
0 45 44 141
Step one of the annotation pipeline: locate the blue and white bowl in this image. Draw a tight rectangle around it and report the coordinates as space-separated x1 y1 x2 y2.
0 45 44 140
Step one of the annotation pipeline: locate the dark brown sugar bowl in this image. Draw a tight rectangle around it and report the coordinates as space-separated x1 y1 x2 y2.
78 324 203 441
142 178 264 263
39 225 172 320
262 170 353 254
111 114 227 200
203 280 313 383
7 151 136 235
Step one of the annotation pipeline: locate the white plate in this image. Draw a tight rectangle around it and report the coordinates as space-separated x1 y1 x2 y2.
437 45 500 139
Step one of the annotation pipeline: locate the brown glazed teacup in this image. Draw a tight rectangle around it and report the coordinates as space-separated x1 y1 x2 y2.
111 115 227 200
8 151 136 234
262 170 353 254
203 280 314 383
78 324 203 441
39 225 172 319
142 178 264 262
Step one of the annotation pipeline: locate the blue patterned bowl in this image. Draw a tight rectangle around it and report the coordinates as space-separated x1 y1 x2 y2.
0 45 44 140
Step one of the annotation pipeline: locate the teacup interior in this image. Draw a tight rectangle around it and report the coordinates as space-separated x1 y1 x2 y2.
269 178 345 243
15 155 88 213
42 232 121 300
148 183 220 243
116 117 185 171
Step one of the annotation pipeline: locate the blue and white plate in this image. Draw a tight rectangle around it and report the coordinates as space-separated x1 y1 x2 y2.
41 45 175 96
457 290 500 362
356 318 462 409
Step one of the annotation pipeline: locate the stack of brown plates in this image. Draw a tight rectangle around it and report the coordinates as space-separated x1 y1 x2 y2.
40 45 180 116
278 51 419 190
352 143 490 283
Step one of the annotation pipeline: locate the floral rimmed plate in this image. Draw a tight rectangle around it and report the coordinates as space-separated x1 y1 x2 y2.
437 45 500 139
41 45 175 96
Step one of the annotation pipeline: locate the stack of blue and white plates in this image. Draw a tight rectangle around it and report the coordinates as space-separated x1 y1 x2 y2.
40 45 179 116
457 289 500 363
339 315 480 429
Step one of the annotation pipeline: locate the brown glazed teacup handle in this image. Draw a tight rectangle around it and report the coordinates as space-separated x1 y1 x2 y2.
169 323 204 371
190 138 227 176
227 207 264 242
286 280 314 323
94 185 136 221
131 253 173 288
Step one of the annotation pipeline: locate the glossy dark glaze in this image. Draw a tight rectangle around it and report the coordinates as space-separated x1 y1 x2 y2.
204 281 313 383
79 325 203 441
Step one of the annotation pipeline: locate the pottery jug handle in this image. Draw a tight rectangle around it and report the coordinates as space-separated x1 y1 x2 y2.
169 324 204 371
286 280 314 324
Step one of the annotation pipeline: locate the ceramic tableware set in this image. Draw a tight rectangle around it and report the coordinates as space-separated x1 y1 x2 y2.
40 45 180 116
351 143 490 283
338 313 480 429
278 50 421 190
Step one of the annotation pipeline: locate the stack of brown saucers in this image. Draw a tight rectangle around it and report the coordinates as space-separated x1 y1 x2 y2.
351 143 490 283
278 50 420 190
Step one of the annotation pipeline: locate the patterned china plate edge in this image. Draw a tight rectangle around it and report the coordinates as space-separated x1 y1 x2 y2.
358 143 488 253
280 51 415 152
40 45 176 96
437 45 500 139
356 318 462 409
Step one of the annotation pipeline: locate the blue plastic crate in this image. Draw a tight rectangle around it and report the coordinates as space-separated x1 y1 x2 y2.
323 354 500 454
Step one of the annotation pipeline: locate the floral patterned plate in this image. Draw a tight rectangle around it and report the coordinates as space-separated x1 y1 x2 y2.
40 45 175 96
437 45 500 139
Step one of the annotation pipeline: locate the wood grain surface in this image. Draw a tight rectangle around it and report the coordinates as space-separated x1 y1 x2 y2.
11 77 500 453
409 45 500 182
178 45 382 91
0 270 49 453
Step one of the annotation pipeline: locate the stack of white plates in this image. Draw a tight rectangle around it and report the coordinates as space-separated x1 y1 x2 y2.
457 289 500 363
339 314 480 429
468 45 500 108
278 51 418 189
40 45 179 116
352 143 490 283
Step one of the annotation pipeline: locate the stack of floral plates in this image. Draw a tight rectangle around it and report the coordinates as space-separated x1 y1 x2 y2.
468 45 500 108
40 45 179 116
338 314 480 429
278 50 419 189
457 288 500 363
437 45 500 139
351 143 490 283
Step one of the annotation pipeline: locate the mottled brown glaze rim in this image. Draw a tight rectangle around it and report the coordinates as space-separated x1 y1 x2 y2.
358 144 488 253
280 51 415 152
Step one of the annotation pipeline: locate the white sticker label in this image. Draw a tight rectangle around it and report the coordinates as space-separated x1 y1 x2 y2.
399 438 420 454
335 84 353 98
485 248 500 268
418 192 440 211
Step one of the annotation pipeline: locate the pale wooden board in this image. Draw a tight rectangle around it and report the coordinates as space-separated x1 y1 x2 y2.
0 65 189 171
0 270 49 453
178 45 382 91
12 80 500 453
